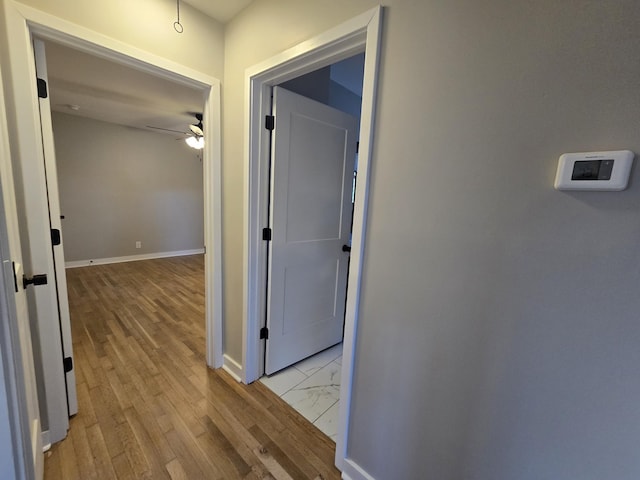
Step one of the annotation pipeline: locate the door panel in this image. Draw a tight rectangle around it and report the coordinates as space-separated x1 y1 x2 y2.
285 115 348 242
265 87 358 375
33 39 77 418
283 258 340 332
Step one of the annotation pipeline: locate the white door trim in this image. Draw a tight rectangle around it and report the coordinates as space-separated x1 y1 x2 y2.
0 60 39 480
3 0 224 440
242 6 383 470
0 211 34 480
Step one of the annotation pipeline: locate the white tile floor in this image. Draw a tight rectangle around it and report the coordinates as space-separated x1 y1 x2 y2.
260 343 342 442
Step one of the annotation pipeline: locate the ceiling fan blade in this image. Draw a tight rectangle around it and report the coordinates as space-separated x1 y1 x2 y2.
189 124 204 136
185 112 204 137
184 112 203 121
145 125 188 135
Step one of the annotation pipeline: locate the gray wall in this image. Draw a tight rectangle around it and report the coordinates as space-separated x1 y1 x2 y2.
225 1 640 479
328 81 361 120
52 112 204 262
281 56 363 119
280 67 332 105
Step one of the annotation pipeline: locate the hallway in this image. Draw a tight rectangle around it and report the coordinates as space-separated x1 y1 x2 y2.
44 255 340 479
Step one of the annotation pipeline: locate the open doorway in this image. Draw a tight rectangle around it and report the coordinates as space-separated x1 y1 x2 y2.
243 7 382 471
30 35 210 446
259 53 365 441
3 3 223 447
43 39 207 268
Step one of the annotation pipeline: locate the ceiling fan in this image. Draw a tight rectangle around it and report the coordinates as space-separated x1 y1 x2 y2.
186 113 204 149
145 112 204 150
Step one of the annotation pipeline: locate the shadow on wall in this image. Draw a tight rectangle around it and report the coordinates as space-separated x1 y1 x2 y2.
280 53 364 121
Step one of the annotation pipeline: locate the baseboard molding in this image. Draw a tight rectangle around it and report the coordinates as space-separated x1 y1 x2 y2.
65 249 205 269
222 354 243 382
40 427 50 453
341 458 376 480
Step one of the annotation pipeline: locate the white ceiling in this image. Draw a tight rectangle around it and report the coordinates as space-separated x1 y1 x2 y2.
182 0 255 23
45 41 206 136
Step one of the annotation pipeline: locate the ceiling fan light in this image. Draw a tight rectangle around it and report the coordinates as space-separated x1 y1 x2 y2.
185 135 205 150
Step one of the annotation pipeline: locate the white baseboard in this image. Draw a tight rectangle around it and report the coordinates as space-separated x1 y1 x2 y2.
65 248 205 269
41 428 50 453
341 458 376 480
221 354 243 382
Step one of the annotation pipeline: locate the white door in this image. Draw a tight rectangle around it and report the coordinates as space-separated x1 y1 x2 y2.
33 39 78 418
0 60 43 479
265 87 358 375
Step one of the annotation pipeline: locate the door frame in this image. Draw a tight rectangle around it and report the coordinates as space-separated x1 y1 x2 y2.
0 189 34 480
2 0 223 443
0 59 40 480
242 6 383 469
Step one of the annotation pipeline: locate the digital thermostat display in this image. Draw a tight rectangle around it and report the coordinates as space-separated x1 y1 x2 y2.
571 159 613 181
555 150 634 191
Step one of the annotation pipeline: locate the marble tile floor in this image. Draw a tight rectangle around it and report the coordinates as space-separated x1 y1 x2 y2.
260 343 343 442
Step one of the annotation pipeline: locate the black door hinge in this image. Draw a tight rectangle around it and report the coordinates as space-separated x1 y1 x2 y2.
260 327 269 339
265 115 275 131
37 78 48 99
262 228 272 241
63 356 73 373
51 228 61 246
356 141 360 154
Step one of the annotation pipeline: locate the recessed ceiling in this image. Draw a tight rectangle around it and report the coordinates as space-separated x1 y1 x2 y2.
44 40 205 136
182 0 255 23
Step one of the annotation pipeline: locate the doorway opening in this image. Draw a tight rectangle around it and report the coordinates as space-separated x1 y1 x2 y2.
31 34 208 441
3 2 223 447
258 53 365 441
40 38 207 270
242 6 382 471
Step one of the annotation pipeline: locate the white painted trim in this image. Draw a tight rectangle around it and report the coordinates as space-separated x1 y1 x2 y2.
40 430 50 453
341 458 377 480
3 0 224 444
64 249 206 269
203 82 224 370
221 354 243 383
335 6 383 472
242 5 383 473
0 218 34 480
0 54 41 480
31 419 41 477
3 1 70 444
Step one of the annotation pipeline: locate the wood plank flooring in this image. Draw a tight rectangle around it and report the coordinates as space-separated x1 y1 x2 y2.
44 255 340 480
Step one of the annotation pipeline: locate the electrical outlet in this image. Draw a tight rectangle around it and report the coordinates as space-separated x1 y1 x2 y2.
136 241 141 249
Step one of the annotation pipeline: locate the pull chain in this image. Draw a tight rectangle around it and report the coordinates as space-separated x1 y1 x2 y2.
174 0 184 33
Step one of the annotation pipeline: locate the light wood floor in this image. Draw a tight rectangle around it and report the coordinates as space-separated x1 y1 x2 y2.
44 255 340 480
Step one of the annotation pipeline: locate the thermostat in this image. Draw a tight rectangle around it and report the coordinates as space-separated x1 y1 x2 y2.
554 150 634 191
